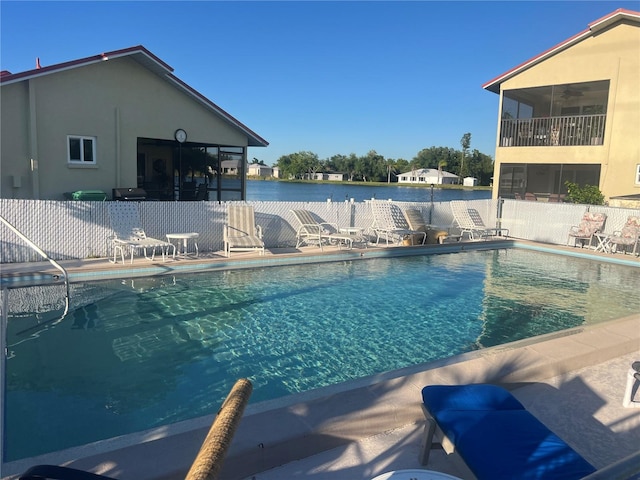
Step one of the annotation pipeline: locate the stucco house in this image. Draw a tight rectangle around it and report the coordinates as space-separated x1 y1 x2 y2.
463 177 478 187
247 163 273 177
310 172 347 181
483 8 640 202
0 45 268 201
397 168 458 185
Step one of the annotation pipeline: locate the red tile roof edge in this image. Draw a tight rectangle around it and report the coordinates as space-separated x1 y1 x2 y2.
0 45 171 84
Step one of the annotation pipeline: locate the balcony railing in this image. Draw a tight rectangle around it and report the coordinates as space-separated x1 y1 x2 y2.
500 114 606 147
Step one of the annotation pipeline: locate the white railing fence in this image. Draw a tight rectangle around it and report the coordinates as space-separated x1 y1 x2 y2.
1 199 639 263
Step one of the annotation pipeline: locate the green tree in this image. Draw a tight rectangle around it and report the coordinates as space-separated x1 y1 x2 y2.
275 151 320 179
412 147 458 171
459 132 471 182
564 182 605 205
362 150 386 182
462 149 494 185
394 158 410 176
384 158 397 183
327 153 358 181
273 138 495 184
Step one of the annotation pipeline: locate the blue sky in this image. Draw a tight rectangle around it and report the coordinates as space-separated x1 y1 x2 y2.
2 1 638 166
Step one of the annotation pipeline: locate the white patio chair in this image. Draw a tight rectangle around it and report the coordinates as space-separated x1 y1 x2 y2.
290 209 354 250
450 201 508 240
224 205 265 257
369 200 425 246
107 202 175 264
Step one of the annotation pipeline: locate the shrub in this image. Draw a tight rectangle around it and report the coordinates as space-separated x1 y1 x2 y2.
564 181 605 205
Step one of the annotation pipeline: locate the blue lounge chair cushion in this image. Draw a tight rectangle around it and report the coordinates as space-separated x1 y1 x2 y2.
422 384 526 412
421 385 597 480
435 409 596 479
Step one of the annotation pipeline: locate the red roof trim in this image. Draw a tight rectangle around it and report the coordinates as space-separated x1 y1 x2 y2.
0 45 172 84
482 8 640 93
588 8 637 29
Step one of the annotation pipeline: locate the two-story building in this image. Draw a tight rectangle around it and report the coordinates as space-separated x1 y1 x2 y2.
0 46 268 201
483 8 640 203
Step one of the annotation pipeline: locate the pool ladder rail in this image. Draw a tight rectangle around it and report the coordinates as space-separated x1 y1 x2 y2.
0 214 70 319
1 215 72 469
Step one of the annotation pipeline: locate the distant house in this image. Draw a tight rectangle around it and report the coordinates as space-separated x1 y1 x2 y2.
312 172 347 181
248 163 272 176
463 177 478 187
221 160 241 175
0 45 268 201
272 166 280 179
327 173 347 181
483 8 640 202
397 168 458 185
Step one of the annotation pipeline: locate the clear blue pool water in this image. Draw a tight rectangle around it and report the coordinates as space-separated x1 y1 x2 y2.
4 248 640 461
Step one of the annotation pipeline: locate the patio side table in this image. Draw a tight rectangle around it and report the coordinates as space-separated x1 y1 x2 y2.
166 232 199 259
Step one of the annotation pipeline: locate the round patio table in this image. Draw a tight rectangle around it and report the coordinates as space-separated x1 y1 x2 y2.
166 232 199 258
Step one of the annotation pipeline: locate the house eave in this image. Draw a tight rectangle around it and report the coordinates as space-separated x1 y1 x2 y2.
0 45 269 147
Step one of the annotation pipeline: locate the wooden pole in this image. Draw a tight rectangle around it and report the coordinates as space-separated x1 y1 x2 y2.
185 378 253 480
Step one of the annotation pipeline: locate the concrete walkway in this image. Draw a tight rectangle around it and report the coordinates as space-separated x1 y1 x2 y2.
247 349 640 480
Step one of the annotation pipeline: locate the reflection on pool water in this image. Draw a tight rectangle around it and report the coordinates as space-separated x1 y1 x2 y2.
4 248 640 460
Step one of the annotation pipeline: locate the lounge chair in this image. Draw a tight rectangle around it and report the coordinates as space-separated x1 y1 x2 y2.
107 203 175 264
450 201 508 240
566 211 607 248
224 205 265 257
606 216 640 255
369 200 426 246
19 379 253 480
290 209 355 250
403 208 439 245
420 384 597 479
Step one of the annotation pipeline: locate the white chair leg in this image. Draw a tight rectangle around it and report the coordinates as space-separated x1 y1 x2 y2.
623 365 640 408
419 417 436 465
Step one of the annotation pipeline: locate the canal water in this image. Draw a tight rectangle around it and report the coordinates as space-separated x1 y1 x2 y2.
246 180 491 202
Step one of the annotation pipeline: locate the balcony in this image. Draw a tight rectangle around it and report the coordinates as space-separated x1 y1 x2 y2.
500 114 606 147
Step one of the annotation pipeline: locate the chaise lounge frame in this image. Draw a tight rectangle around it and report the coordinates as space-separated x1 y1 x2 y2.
290 209 356 250
369 200 426 246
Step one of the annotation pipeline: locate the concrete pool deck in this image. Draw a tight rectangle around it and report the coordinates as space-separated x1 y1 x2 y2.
1 241 639 479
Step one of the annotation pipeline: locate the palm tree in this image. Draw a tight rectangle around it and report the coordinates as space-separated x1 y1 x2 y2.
385 159 397 183
438 160 447 185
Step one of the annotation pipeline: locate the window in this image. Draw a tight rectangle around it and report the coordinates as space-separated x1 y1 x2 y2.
68 136 96 164
636 164 640 185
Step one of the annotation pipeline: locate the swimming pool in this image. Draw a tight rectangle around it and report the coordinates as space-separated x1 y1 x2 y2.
4 248 640 461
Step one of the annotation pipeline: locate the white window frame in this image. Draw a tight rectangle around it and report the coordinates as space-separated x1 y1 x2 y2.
636 164 640 185
67 135 97 165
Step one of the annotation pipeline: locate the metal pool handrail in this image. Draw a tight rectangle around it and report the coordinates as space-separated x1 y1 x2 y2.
1 215 71 468
0 215 70 311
